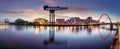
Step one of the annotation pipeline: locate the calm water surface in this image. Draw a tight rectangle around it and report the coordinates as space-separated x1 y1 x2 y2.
0 25 116 49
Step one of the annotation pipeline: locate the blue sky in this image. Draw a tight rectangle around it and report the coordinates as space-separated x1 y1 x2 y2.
0 0 120 23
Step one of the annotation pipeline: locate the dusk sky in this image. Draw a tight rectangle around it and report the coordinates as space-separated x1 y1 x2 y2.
0 0 120 23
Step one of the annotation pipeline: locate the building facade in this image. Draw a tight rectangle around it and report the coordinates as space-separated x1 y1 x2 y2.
67 17 98 25
67 17 84 24
56 19 65 24
33 18 48 24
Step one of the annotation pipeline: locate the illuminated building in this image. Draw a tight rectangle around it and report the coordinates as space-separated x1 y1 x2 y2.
67 17 98 25
67 17 84 24
33 18 48 24
85 17 98 25
56 19 65 24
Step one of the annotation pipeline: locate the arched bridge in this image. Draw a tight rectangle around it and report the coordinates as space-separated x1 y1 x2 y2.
98 13 112 24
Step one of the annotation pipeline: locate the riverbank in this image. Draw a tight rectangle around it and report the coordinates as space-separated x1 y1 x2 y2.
110 24 120 49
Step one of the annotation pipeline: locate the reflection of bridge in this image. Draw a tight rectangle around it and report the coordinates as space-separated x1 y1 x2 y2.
98 26 112 41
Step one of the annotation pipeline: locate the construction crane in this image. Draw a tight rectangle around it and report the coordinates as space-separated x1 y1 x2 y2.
43 5 68 24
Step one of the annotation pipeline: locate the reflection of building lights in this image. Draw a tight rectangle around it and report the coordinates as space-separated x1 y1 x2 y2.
55 26 58 31
0 25 9 30
40 26 45 31
35 28 39 35
69 26 80 32
88 26 93 29
69 26 73 32
55 26 64 31
34 26 47 35
34 26 46 31
34 26 48 35
81 26 85 30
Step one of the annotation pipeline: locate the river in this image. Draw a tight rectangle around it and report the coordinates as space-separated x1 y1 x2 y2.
0 25 116 49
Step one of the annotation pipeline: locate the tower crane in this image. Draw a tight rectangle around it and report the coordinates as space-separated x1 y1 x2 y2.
43 5 68 24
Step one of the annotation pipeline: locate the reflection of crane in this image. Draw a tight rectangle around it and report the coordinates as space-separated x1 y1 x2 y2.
43 27 66 46
43 5 68 24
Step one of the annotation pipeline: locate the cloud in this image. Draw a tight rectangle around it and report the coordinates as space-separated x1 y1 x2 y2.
56 7 90 15
42 0 60 6
44 0 57 4
0 7 50 20
0 5 91 21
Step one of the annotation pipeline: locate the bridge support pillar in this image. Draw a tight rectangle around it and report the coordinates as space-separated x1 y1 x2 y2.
110 24 113 30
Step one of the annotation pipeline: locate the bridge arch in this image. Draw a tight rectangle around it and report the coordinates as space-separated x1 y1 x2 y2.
98 13 112 24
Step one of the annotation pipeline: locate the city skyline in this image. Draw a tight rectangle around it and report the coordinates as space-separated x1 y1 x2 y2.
0 0 120 23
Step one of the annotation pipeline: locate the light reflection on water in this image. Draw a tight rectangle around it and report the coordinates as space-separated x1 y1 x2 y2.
0 25 117 49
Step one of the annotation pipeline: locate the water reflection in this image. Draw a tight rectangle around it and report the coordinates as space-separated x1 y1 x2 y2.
32 26 95 34
15 25 28 31
0 25 9 30
34 26 47 31
98 27 112 41
0 25 114 40
34 26 47 34
69 26 80 32
43 26 66 46
0 25 116 49
68 26 95 34
55 26 65 31
86 26 93 33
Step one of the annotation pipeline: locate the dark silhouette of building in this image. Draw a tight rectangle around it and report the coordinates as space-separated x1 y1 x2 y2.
15 19 28 25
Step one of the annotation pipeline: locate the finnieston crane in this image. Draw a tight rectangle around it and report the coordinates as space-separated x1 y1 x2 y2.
43 5 68 24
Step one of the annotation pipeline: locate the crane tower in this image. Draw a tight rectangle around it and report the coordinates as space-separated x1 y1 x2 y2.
43 5 68 24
